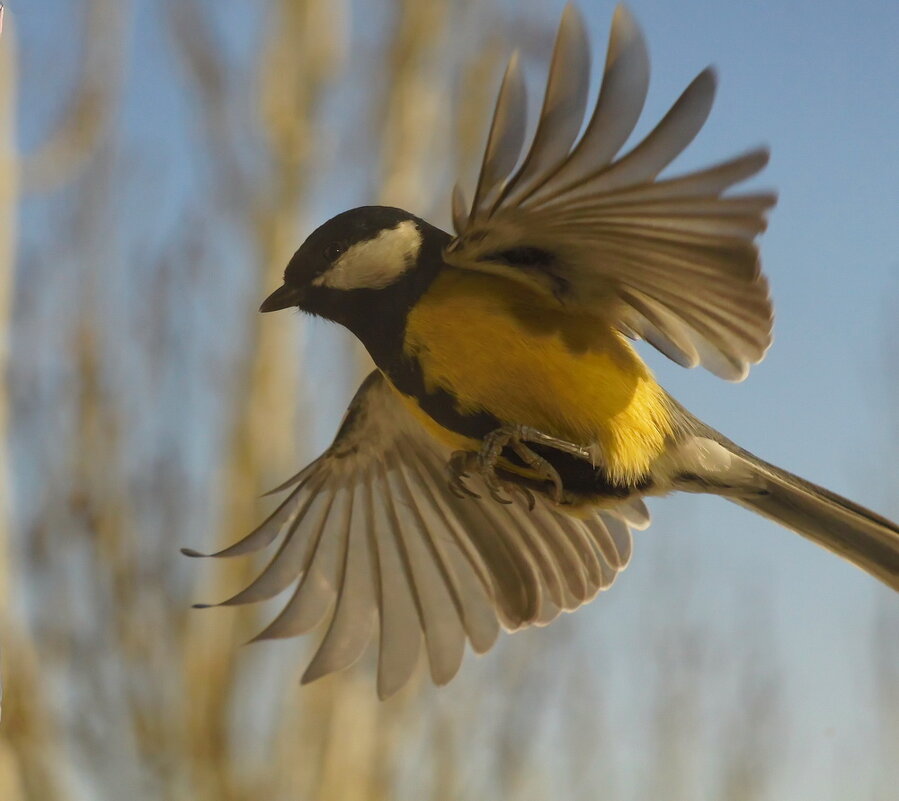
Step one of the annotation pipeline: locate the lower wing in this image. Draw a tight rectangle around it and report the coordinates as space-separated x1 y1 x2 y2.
184 371 647 698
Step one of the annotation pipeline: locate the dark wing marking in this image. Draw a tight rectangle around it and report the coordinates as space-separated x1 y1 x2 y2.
448 4 775 381
185 372 642 698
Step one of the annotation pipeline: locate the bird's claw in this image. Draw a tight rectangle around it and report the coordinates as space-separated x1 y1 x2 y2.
448 451 481 499
447 425 586 508
448 447 536 508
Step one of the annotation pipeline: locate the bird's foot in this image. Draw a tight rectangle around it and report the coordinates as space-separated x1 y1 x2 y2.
448 448 537 509
447 425 591 507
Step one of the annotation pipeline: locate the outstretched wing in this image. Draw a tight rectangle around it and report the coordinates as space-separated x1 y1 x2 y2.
448 4 776 381
185 372 648 699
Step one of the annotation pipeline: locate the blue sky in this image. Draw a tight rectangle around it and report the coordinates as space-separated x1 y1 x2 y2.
12 0 899 796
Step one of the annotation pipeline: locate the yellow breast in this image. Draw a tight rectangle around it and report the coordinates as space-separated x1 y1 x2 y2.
402 269 673 484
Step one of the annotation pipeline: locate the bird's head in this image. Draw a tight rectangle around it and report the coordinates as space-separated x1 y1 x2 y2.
260 206 441 327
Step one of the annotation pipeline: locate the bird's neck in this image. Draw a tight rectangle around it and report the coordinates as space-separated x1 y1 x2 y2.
338 223 451 374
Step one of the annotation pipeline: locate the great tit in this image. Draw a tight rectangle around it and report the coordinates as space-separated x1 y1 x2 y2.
186 4 899 699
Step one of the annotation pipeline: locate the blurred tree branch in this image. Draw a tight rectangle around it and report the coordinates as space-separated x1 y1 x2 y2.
21 0 130 194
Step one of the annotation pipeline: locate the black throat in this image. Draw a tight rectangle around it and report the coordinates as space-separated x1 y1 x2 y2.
323 221 451 374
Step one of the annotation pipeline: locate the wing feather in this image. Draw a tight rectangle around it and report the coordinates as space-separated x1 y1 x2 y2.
369 464 422 699
186 373 644 694
465 53 527 225
180 470 320 559
599 511 635 566
218 476 331 605
490 3 591 211
521 503 590 608
302 481 377 683
527 4 650 205
448 5 775 380
470 489 559 613
406 442 537 630
554 68 716 201
618 497 651 530
501 502 567 609
441 478 543 630
403 445 500 653
251 490 341 640
383 452 466 685
535 506 605 601
584 514 626 571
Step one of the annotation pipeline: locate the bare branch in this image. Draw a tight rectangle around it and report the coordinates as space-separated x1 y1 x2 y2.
22 0 131 193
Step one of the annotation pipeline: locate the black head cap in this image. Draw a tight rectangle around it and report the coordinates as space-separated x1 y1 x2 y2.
259 206 429 314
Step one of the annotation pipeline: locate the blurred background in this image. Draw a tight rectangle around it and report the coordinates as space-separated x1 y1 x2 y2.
1 0 898 798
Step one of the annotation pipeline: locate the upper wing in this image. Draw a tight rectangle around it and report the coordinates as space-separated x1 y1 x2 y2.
447 4 776 381
184 372 648 699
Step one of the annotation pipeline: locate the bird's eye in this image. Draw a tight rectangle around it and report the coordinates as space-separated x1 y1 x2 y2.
323 242 345 262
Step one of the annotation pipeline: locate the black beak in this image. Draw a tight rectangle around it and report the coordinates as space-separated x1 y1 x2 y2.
259 284 301 313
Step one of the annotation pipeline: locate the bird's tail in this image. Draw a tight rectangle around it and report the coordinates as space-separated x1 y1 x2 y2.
668 398 899 592
731 456 899 592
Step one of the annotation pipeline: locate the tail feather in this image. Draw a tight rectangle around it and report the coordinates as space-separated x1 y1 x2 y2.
734 461 899 592
666 398 899 593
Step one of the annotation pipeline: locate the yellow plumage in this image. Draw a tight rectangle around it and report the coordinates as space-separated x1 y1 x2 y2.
402 269 674 484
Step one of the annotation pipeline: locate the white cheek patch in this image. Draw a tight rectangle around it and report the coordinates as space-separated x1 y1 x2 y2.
313 220 422 290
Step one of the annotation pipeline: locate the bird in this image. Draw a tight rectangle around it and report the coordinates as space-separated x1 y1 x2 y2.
185 3 899 700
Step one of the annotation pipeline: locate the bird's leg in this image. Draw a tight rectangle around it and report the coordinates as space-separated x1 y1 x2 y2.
477 428 536 507
447 424 592 506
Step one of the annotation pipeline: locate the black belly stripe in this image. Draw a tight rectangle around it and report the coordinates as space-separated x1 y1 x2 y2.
382 349 505 439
